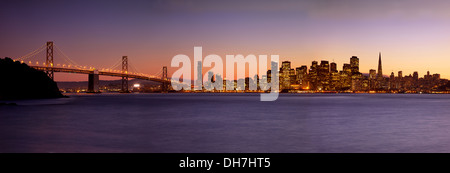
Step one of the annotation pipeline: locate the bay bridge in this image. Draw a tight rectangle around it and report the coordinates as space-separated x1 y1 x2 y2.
14 41 170 93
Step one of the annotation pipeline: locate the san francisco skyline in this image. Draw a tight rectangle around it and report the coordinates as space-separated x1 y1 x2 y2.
2 0 450 81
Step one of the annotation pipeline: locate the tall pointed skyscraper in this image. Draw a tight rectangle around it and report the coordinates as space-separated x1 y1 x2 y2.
376 52 384 89
377 52 383 78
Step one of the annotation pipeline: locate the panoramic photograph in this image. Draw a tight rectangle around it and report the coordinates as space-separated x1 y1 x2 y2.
1 0 450 160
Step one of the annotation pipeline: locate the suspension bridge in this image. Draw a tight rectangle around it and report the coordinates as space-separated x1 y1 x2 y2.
14 41 170 93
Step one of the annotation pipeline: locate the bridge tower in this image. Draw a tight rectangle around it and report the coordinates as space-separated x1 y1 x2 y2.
45 41 54 80
162 66 168 92
121 56 129 93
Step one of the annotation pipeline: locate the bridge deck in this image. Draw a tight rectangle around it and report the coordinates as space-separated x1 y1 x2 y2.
31 66 170 83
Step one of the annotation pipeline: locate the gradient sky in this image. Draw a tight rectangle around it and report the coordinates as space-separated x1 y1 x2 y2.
1 0 450 81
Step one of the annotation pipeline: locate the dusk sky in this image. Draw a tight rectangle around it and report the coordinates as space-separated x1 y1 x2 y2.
1 0 450 81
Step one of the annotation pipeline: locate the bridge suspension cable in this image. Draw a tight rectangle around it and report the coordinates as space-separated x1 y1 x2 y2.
128 60 142 74
18 44 46 61
108 58 123 71
53 44 80 67
153 69 163 77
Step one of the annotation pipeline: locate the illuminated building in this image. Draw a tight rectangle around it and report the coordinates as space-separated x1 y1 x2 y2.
289 69 296 86
433 74 440 80
222 79 227 91
204 71 214 90
289 68 297 84
343 63 351 74
397 71 403 89
253 74 259 91
245 77 250 91
259 52 449 93
376 52 387 89
330 62 338 91
330 69 340 90
280 61 292 90
309 61 318 90
377 52 383 78
267 70 272 83
195 61 202 90
330 62 337 73
350 56 359 74
412 71 419 89
214 74 223 91
318 60 330 90
351 73 363 91
413 71 419 81
389 72 395 89
369 69 377 90
296 66 308 89
340 64 352 90
369 69 376 79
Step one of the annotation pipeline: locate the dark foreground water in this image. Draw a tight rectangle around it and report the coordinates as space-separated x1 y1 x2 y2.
1 93 450 153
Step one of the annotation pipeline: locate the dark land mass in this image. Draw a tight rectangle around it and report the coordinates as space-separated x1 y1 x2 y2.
0 57 64 100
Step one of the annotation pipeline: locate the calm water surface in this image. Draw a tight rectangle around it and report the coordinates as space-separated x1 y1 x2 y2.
1 93 450 153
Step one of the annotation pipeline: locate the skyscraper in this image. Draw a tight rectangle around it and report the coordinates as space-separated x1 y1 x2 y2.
350 56 359 74
369 69 377 90
413 71 419 81
318 60 330 90
195 61 202 90
281 61 290 70
289 68 296 85
330 62 339 90
376 52 384 89
266 70 272 83
330 62 337 73
320 60 330 73
280 61 291 90
309 61 318 90
340 63 352 90
343 64 351 74
377 52 383 78
296 66 308 89
208 71 214 82
204 71 214 90
369 69 376 79
389 72 396 89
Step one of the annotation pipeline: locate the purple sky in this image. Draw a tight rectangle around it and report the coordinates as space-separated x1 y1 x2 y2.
1 0 450 81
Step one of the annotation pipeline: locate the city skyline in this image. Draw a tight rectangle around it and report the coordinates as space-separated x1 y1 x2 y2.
177 51 445 87
272 53 447 93
184 51 446 93
2 0 450 81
